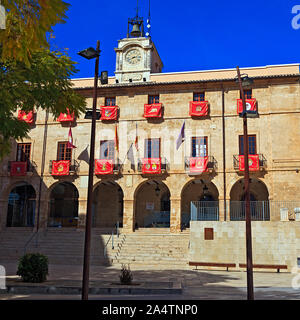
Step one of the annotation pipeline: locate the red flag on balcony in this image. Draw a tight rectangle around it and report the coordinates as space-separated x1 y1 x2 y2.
18 110 34 124
142 158 161 174
101 106 118 120
10 161 27 176
144 104 162 118
189 156 208 173
67 127 76 149
189 101 209 117
52 160 70 176
95 159 114 175
239 154 259 171
237 99 257 114
57 108 75 122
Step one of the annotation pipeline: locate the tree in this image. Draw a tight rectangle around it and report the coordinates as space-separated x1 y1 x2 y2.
0 1 86 160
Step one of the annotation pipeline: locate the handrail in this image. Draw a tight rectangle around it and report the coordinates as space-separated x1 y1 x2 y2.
103 221 119 258
23 218 48 255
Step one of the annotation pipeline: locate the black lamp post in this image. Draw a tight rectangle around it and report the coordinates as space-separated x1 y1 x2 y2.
236 66 254 300
78 40 100 300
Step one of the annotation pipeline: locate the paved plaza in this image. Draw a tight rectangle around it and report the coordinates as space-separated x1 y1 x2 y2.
0 262 299 300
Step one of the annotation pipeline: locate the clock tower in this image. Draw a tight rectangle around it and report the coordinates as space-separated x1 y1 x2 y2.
114 14 163 83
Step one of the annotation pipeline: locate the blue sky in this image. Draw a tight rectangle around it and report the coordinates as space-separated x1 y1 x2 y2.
52 0 300 78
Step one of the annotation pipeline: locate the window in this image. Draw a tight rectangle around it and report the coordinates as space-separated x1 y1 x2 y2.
148 95 159 104
241 89 252 99
144 138 160 158
191 137 208 157
100 140 115 160
105 97 116 106
239 135 257 155
57 142 72 161
16 143 31 162
193 92 205 102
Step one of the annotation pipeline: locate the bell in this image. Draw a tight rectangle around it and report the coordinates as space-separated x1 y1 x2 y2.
130 23 141 37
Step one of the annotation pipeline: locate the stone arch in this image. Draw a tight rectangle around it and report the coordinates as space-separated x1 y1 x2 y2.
48 182 79 227
229 178 270 221
6 182 36 227
181 179 220 225
92 181 124 228
134 179 171 229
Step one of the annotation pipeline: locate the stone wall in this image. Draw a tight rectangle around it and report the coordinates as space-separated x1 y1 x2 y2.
189 221 300 271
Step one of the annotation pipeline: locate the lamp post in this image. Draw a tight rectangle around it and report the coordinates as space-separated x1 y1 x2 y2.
236 66 254 300
78 40 100 300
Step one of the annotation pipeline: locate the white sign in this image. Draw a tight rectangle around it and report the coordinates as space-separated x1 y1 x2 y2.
146 202 154 210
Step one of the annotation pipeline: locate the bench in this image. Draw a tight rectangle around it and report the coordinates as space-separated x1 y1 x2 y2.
239 264 288 273
189 262 236 272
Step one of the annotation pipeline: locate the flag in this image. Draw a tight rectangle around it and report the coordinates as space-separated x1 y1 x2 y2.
78 145 89 164
67 127 76 149
135 123 139 151
115 125 119 152
127 143 135 166
176 121 185 150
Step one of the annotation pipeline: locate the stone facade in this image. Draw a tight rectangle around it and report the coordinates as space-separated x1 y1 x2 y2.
0 63 300 237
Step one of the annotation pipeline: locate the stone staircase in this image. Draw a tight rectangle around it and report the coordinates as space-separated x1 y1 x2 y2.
110 229 190 269
0 228 117 266
0 228 190 269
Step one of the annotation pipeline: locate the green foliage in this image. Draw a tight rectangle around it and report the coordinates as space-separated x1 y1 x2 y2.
0 1 87 160
119 264 133 285
17 253 49 283
1 0 69 64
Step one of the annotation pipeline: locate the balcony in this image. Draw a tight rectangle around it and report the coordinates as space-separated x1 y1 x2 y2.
49 159 79 176
185 156 217 175
17 110 35 125
8 160 37 176
94 158 122 175
138 157 169 175
237 98 258 117
143 103 163 118
100 106 119 121
57 108 75 123
233 154 266 172
189 101 209 117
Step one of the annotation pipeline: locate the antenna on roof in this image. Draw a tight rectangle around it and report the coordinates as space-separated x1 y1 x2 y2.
136 0 139 17
146 0 151 38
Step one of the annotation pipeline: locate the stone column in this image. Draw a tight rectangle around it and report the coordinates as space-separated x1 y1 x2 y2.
0 199 7 230
170 197 181 233
34 199 49 230
218 197 230 222
122 199 134 233
77 198 87 229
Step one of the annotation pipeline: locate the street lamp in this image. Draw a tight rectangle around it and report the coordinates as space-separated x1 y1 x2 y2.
236 66 254 300
78 40 100 300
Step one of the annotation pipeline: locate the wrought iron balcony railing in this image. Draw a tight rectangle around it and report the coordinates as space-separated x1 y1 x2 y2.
233 154 267 171
184 156 217 175
137 157 169 174
49 159 79 175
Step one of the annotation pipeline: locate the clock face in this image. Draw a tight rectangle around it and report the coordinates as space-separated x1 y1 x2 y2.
125 49 142 65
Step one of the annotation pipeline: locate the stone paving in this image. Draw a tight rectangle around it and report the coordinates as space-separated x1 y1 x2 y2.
1 262 300 300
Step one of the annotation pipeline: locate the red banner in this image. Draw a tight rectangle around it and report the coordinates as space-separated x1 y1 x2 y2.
189 157 208 173
144 104 162 118
142 158 161 174
52 160 70 176
189 101 209 117
239 154 259 171
10 161 27 176
101 106 118 120
95 159 114 175
237 99 257 114
18 110 34 124
57 108 75 122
